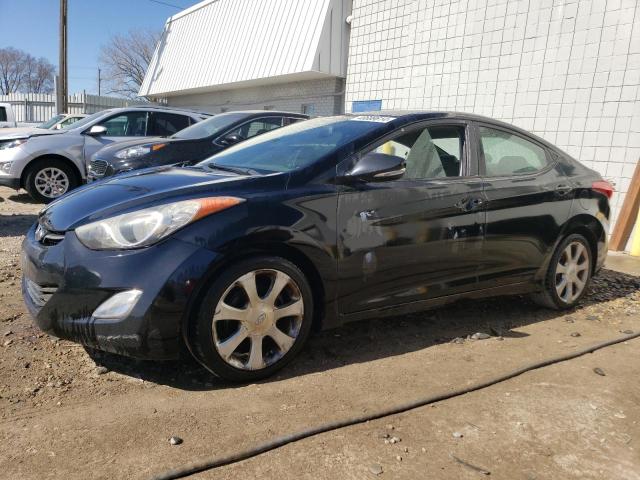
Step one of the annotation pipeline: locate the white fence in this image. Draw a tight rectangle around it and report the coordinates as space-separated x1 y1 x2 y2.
0 93 132 123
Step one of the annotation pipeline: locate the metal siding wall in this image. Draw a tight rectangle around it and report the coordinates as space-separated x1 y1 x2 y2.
140 0 350 97
0 93 130 123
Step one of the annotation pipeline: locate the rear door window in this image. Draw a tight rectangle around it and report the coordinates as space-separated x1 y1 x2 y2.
226 117 283 141
479 126 549 176
149 112 191 136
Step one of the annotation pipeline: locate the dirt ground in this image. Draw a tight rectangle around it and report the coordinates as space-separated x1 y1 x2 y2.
1 185 639 480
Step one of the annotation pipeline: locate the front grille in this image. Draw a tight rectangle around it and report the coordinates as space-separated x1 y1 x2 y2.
25 278 57 308
89 159 108 176
35 223 64 245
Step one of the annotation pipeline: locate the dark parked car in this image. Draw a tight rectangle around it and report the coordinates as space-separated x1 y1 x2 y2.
87 110 308 181
22 111 612 382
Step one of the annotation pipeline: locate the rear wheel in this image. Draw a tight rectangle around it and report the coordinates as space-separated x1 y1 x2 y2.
189 256 313 382
25 159 80 203
532 233 592 309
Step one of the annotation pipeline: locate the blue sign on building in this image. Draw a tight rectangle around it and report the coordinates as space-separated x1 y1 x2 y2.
352 100 382 112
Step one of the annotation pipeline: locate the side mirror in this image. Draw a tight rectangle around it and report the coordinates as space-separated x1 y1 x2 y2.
340 152 406 184
86 125 107 136
218 134 242 146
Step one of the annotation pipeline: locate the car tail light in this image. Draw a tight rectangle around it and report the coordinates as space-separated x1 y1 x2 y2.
592 180 614 199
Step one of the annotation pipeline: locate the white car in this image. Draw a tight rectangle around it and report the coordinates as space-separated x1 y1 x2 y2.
39 113 88 130
0 103 17 128
0 113 88 138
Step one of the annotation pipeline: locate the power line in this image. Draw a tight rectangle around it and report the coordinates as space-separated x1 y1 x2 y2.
148 0 183 9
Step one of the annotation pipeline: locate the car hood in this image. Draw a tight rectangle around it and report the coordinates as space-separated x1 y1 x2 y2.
39 166 258 231
94 136 169 158
0 127 59 140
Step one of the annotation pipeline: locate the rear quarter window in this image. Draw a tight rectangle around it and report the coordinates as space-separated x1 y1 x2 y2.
0 107 7 122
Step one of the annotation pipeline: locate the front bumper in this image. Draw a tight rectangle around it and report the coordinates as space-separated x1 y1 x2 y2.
21 224 218 359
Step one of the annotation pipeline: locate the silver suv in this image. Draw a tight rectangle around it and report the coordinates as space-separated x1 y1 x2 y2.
0 106 209 202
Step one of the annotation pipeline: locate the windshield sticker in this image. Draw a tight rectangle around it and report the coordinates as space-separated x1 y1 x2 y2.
350 115 395 123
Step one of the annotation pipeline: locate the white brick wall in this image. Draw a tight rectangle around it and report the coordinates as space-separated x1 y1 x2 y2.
165 78 346 117
346 0 640 233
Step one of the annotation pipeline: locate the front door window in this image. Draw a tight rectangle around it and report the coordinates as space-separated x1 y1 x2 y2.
98 112 148 136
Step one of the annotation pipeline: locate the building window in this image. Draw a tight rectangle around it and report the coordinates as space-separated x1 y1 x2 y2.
352 100 382 113
301 104 316 116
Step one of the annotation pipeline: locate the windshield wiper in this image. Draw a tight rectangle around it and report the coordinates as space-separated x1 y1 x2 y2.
207 163 258 175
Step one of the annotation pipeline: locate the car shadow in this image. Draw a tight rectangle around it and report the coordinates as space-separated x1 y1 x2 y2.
7 192 41 204
86 267 640 390
0 214 37 237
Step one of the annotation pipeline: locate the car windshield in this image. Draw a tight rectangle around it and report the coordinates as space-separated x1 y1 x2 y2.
196 116 389 173
38 114 65 129
61 110 110 131
171 112 248 140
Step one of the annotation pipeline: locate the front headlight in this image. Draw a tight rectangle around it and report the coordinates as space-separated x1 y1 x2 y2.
0 138 28 150
114 143 166 159
75 197 244 250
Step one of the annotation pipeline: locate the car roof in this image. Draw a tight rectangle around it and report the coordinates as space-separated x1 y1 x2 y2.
97 106 212 118
346 110 557 150
210 110 309 119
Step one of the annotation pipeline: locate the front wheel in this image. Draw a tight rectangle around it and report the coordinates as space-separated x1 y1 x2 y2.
24 159 80 203
532 233 592 309
188 256 314 382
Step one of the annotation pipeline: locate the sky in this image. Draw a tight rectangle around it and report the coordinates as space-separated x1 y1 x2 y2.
0 0 200 95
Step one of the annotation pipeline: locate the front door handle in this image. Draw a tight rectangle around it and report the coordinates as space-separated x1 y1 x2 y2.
455 197 485 212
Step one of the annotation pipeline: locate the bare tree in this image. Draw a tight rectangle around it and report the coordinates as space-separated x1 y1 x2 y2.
0 47 28 94
23 55 55 94
0 47 55 94
99 30 160 98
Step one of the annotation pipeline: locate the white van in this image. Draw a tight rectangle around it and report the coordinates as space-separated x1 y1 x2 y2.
0 103 17 128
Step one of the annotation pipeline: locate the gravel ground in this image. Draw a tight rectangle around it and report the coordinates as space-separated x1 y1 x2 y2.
0 186 639 479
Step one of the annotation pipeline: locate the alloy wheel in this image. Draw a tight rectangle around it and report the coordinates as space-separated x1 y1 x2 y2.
555 241 590 303
212 269 304 370
34 167 69 198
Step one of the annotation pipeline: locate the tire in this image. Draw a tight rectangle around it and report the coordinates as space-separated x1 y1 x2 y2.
24 158 80 203
531 233 593 310
188 256 314 382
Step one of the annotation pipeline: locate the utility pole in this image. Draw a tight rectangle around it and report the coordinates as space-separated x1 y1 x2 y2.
97 68 101 96
57 0 68 114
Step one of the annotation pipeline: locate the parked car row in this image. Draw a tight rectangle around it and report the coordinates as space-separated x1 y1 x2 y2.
0 106 309 203
20 110 613 382
0 106 210 202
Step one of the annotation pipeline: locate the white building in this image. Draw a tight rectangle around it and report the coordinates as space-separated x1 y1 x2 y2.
139 0 352 116
142 0 640 231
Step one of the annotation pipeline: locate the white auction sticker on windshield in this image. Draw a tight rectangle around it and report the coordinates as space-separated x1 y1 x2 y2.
350 115 395 123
